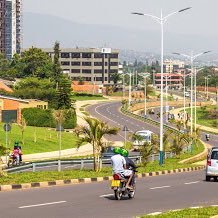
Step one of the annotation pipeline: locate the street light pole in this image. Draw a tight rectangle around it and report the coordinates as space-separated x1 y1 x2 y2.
183 70 186 129
132 7 191 165
128 70 132 108
173 51 211 135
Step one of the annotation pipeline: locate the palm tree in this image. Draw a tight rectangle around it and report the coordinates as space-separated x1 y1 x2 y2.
140 142 152 166
170 134 186 156
18 115 27 145
76 117 119 171
0 144 8 176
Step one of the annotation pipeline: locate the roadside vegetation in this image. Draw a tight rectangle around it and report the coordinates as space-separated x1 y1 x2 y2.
184 105 217 128
0 123 79 154
72 92 106 101
141 206 218 218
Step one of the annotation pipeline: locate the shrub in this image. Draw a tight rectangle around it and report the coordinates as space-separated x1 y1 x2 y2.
22 108 77 129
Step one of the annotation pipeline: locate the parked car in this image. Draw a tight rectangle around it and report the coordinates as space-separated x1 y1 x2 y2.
206 147 218 181
101 146 114 158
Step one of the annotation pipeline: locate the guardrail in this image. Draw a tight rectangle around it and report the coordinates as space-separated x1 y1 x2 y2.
121 106 190 145
5 152 174 173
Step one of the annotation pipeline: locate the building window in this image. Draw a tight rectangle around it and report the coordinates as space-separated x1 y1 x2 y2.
82 69 91 74
85 77 91 81
109 70 118 74
71 53 80 58
94 53 103 58
82 62 92 66
71 62 80 66
94 69 102 74
109 53 118 58
71 69 80 73
61 52 70 58
61 61 70 66
82 53 91 58
94 62 102 66
96 77 103 81
110 62 118 66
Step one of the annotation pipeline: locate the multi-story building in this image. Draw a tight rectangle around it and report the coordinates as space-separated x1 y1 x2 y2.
0 0 6 55
43 47 119 85
0 0 21 59
164 59 185 73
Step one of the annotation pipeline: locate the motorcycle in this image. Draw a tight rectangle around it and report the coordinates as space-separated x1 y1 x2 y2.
111 169 136 200
7 154 19 167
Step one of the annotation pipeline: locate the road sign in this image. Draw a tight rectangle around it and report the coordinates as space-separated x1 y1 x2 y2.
3 123 11 132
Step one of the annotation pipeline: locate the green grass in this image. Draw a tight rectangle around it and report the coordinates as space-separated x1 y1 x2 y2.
141 206 218 218
183 106 217 128
0 142 204 185
72 95 106 101
0 123 79 154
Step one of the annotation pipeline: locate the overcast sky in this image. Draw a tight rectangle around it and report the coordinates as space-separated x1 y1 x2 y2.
23 0 218 55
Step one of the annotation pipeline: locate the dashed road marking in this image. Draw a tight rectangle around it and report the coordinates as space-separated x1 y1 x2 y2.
19 201 67 209
184 181 200 185
150 186 170 190
99 194 114 198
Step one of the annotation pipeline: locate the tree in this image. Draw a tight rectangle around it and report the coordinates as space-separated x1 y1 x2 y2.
110 72 121 85
53 41 62 89
18 115 27 145
140 142 152 166
55 76 72 110
76 117 119 171
19 47 53 78
170 134 186 156
0 144 8 177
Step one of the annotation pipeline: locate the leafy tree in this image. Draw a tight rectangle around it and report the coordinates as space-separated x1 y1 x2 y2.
14 77 56 105
19 47 53 78
53 41 62 88
76 117 119 171
55 76 72 109
110 72 121 85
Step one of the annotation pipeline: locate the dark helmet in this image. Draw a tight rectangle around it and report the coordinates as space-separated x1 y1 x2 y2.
120 148 129 157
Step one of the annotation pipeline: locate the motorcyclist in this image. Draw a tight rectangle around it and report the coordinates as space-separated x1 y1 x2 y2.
111 147 133 190
205 133 210 141
120 148 137 187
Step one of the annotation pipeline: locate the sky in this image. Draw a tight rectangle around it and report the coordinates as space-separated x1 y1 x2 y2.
23 0 218 55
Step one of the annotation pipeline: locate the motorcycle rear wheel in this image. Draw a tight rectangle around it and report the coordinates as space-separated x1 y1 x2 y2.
114 188 122 200
128 186 136 199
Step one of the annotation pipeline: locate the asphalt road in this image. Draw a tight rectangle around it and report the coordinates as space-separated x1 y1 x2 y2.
0 170 218 218
87 101 218 147
87 101 160 142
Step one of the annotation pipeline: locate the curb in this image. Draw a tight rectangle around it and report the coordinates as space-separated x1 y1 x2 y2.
0 166 205 192
144 205 218 217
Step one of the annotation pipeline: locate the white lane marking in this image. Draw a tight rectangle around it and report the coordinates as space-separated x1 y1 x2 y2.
184 181 200 185
99 194 114 198
150 186 170 190
147 212 162 215
19 201 66 209
189 206 202 209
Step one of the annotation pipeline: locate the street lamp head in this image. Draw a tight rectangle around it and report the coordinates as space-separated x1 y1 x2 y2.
131 12 145 16
203 51 212 55
172 52 181 56
178 7 192 13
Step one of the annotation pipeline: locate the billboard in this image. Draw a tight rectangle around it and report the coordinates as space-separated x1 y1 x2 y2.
101 48 111 54
2 110 17 123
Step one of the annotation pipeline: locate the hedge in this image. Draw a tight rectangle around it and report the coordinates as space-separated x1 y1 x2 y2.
22 108 77 129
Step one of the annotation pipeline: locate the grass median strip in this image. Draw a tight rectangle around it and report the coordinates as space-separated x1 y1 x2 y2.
140 206 218 218
0 158 202 185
